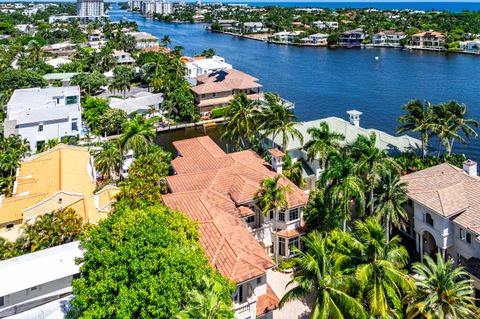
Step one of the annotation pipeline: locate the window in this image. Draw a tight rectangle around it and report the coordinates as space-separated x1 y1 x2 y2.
36 141 45 151
246 215 255 224
269 210 274 220
256 277 262 284
425 213 434 227
38 123 44 132
466 232 472 244
6 223 14 231
212 93 217 97
278 211 285 222
66 95 78 105
460 228 465 240
71 119 78 131
278 237 286 256
289 236 300 256
30 286 38 291
289 208 299 221
0 296 3 307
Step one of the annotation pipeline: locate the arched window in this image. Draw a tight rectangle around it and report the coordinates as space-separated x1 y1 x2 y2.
425 213 434 227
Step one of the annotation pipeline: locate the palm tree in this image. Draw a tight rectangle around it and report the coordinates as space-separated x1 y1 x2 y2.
442 101 479 155
349 133 397 215
161 35 172 48
119 114 156 155
397 99 433 159
221 93 259 148
176 276 234 319
280 232 366 319
303 121 345 171
282 155 306 188
374 169 408 243
406 254 478 319
355 218 414 318
262 96 303 151
430 103 460 157
255 175 291 267
93 141 123 180
321 151 365 231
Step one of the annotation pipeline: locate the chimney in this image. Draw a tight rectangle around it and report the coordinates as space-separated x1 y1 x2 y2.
463 159 477 176
347 110 363 127
269 148 285 174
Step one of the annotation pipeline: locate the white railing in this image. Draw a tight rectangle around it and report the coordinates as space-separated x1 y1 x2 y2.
250 222 273 247
234 296 257 319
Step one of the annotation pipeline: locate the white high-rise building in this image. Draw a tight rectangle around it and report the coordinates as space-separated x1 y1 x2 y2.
141 0 173 16
77 0 104 17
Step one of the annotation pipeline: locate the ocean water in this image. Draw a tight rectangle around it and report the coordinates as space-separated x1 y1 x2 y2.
110 6 480 160
222 2 480 12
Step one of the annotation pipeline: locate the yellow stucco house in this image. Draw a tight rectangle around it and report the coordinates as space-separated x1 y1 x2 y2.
0 144 119 241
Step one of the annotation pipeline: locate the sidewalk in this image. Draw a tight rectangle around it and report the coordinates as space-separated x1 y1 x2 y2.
267 270 311 319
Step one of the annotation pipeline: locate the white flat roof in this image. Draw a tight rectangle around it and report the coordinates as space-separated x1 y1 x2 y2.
0 242 82 297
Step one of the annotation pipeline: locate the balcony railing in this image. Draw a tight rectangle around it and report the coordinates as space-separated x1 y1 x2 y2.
234 295 257 319
250 222 273 247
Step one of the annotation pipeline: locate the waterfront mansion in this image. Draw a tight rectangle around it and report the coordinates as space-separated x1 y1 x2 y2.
401 160 480 297
191 69 263 117
163 136 308 319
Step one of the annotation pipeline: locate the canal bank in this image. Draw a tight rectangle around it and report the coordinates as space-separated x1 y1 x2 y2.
109 5 480 161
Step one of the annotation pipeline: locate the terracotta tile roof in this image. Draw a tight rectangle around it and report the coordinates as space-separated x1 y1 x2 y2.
402 163 480 234
269 148 285 157
256 284 280 317
412 31 446 38
191 69 262 95
163 190 274 283
165 136 308 283
277 224 306 238
0 145 118 227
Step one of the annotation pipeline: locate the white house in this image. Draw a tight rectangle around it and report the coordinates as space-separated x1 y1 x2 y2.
112 50 135 64
45 56 72 68
3 86 82 151
184 55 232 79
109 92 165 116
242 22 268 33
373 30 406 47
268 31 304 43
401 161 480 295
0 242 82 317
312 21 338 29
460 39 480 53
300 33 328 45
127 31 160 49
264 111 422 190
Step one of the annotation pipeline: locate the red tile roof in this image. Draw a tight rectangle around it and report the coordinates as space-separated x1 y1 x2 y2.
164 136 308 283
256 284 280 317
191 69 262 95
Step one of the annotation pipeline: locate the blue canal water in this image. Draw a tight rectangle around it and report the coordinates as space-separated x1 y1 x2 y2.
110 5 480 160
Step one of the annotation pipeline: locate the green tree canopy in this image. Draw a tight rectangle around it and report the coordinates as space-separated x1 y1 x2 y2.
68 204 233 319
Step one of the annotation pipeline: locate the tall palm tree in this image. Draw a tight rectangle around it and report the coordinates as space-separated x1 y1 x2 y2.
397 99 433 159
374 169 408 243
430 103 461 158
119 114 156 155
255 175 291 267
221 93 259 148
303 122 345 171
442 101 479 155
355 218 414 318
282 155 306 189
93 141 123 180
349 133 397 215
161 35 172 48
321 151 365 231
406 254 478 319
280 232 367 319
262 97 303 151
176 276 234 319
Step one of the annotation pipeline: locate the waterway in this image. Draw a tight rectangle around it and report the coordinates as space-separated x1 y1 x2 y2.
110 5 480 160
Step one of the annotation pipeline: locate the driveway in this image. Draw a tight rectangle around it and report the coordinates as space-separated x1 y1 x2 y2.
268 270 312 319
